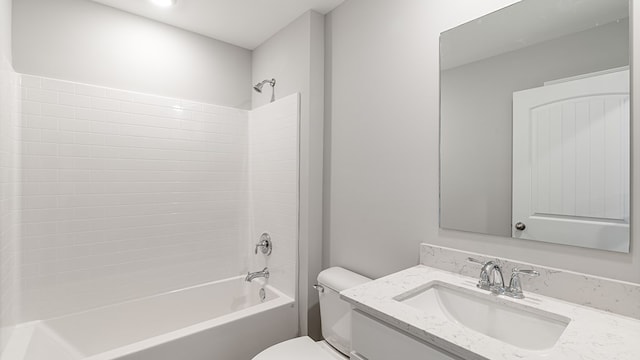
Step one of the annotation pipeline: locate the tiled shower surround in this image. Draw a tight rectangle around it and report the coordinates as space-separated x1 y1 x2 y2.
18 74 298 321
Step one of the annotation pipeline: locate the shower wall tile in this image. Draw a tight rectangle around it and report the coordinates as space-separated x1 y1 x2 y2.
248 94 299 299
18 74 250 321
0 68 21 350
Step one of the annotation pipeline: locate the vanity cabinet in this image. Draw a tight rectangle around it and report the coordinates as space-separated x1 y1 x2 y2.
350 310 462 360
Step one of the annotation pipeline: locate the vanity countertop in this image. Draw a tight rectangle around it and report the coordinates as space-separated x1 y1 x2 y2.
340 265 640 360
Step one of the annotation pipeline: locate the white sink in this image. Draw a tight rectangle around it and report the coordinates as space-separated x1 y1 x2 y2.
395 282 570 351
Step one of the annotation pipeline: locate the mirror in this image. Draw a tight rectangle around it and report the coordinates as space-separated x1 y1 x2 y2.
439 0 630 252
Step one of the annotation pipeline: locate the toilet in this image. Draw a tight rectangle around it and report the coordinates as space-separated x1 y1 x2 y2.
253 267 371 360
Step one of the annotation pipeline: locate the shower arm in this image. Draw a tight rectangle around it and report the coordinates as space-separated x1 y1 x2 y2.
254 79 276 89
259 79 276 87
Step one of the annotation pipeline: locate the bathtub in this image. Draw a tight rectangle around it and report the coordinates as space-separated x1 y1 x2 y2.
2 276 297 360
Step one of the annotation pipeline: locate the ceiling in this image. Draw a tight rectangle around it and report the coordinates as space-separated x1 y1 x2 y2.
90 0 345 50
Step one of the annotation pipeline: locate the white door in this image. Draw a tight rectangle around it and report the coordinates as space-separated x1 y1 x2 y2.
512 70 629 252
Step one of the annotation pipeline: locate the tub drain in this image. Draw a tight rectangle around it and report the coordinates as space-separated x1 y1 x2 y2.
259 288 266 302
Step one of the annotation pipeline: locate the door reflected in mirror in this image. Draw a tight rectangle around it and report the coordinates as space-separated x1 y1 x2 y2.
439 0 630 252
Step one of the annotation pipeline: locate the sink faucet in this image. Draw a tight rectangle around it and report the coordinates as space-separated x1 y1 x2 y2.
468 258 541 299
467 258 505 294
245 267 269 282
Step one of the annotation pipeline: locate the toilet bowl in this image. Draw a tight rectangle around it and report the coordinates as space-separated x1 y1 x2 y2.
252 267 371 360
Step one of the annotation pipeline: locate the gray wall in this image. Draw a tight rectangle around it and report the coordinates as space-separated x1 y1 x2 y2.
252 11 325 338
12 0 252 108
0 0 19 350
324 0 640 284
440 20 630 237
0 0 9 66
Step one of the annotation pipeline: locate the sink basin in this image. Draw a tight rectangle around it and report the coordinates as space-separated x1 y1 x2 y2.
395 282 570 351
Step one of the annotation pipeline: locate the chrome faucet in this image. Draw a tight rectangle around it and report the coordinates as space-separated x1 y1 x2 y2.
468 258 540 299
245 267 269 282
467 258 505 294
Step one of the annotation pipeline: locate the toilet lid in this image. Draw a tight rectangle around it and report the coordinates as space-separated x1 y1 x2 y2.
253 336 340 360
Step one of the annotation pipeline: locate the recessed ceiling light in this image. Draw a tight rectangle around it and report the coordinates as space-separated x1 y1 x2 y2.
149 0 176 7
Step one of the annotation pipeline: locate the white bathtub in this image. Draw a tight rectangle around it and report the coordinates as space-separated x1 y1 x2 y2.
2 276 297 360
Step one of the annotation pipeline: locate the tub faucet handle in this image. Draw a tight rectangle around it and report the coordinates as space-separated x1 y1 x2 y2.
255 233 272 255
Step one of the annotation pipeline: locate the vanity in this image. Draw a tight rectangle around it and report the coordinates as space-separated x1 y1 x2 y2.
341 261 640 360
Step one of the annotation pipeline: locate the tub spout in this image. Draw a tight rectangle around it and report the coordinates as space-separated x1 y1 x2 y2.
245 267 269 282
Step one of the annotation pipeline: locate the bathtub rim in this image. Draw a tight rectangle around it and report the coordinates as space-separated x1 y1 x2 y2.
42 275 285 323
83 276 294 360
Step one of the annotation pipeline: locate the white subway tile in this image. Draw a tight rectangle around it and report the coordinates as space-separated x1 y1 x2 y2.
42 79 76 93
59 144 92 157
191 111 218 123
59 93 92 108
22 182 74 196
22 169 58 183
121 102 191 120
59 169 93 182
91 97 120 112
105 135 169 149
90 121 119 135
57 157 102 170
22 101 42 115
118 124 174 139
76 84 107 98
22 196 58 210
180 101 204 112
76 108 110 122
74 133 106 146
41 130 75 144
59 118 91 133
24 116 58 130
22 142 58 156
20 128 42 142
180 120 204 132
111 112 180 129
105 89 134 102
42 104 75 119
20 75 42 88
22 155 59 169
130 93 181 108
25 88 59 104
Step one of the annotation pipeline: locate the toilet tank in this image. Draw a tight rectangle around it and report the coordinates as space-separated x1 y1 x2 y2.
316 267 371 355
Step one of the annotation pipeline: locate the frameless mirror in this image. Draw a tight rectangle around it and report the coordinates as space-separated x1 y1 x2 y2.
439 0 630 252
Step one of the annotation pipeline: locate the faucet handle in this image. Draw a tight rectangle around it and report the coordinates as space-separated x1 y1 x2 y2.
254 233 272 255
512 268 540 277
466 257 485 265
505 268 539 299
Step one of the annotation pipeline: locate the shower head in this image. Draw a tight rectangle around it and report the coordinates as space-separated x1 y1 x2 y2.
253 78 276 93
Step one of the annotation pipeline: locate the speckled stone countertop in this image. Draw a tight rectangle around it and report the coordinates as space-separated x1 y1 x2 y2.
341 265 640 360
